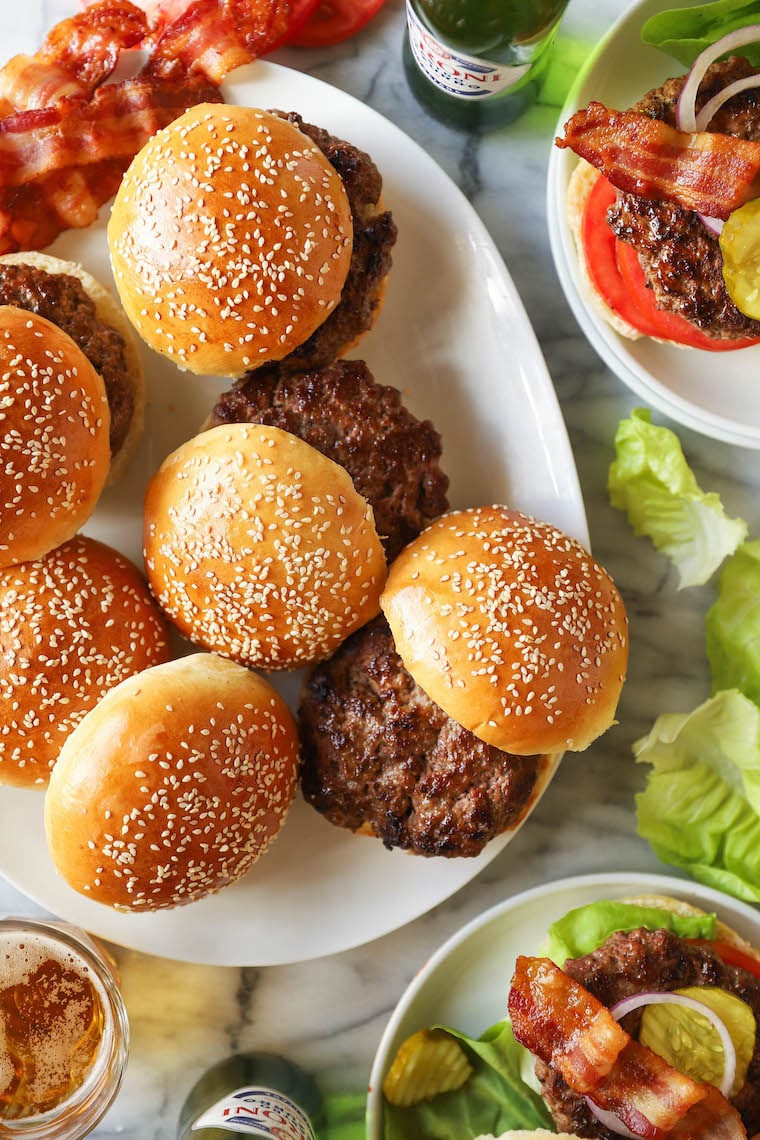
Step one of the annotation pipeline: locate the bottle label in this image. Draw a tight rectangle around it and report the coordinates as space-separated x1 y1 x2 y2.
406 2 530 101
191 1085 316 1138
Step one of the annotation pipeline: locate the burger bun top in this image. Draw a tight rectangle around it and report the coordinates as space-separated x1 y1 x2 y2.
108 103 354 377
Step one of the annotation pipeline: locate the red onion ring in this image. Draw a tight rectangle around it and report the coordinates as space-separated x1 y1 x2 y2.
581 990 737 1137
674 25 760 234
675 24 760 132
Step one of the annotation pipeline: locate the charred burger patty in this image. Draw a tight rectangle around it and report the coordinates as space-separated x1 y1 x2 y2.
535 927 760 1137
298 616 545 857
208 358 450 563
609 57 760 339
272 110 398 373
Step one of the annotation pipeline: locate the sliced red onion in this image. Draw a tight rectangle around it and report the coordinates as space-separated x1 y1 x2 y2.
674 25 760 233
675 24 760 133
695 73 760 130
583 1098 640 1138
581 990 738 1138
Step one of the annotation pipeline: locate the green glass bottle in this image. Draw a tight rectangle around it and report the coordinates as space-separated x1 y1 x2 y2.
177 1052 324 1140
403 0 570 129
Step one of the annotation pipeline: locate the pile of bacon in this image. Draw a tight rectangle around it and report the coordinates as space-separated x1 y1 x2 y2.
0 0 288 253
509 955 748 1139
556 102 760 222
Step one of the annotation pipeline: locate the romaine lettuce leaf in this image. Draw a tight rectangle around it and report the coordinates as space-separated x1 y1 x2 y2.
706 541 760 705
635 690 760 902
543 900 717 966
608 409 747 589
383 1021 551 1140
641 0 760 67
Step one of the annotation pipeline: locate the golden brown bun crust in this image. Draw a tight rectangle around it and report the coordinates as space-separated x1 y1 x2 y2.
143 423 387 670
380 506 628 755
108 103 354 378
0 535 171 788
0 306 111 567
43 653 300 911
0 251 146 483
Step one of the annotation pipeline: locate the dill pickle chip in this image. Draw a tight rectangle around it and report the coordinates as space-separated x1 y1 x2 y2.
720 198 760 320
639 986 756 1096
382 1028 474 1107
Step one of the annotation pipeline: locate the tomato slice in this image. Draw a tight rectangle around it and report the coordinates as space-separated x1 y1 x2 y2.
581 172 760 353
289 0 388 47
689 939 760 982
264 0 322 51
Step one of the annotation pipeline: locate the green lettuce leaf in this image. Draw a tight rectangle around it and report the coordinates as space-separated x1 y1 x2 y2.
608 409 747 588
641 0 760 67
543 900 717 966
635 690 760 901
383 1021 551 1140
707 541 760 705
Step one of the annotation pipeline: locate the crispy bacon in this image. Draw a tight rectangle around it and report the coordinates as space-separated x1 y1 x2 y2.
144 0 290 82
0 72 220 187
557 101 760 221
0 0 286 252
0 3 148 116
508 956 747 1140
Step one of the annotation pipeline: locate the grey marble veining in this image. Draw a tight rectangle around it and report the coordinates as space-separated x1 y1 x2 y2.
5 0 760 1136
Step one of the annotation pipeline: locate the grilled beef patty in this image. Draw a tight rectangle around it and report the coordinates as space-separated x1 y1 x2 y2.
0 262 132 455
271 111 398 372
298 616 545 857
535 927 760 1137
607 57 760 339
209 358 449 562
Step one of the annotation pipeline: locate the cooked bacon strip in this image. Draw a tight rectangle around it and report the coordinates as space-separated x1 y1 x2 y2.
668 1085 747 1140
508 955 628 1093
0 72 220 187
508 957 744 1139
556 101 760 221
0 3 147 115
144 0 290 83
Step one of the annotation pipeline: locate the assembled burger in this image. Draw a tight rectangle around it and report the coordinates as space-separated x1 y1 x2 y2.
557 46 760 352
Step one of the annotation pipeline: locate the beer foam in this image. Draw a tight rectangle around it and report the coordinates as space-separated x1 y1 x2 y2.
0 930 108 1116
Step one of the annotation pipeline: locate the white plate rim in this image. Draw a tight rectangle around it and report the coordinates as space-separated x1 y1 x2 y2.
366 868 760 1138
0 60 587 967
546 0 760 450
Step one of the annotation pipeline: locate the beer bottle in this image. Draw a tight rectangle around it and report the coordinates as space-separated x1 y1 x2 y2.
403 0 570 130
177 1052 324 1140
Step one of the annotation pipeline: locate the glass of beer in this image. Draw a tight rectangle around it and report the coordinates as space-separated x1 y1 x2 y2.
0 917 129 1137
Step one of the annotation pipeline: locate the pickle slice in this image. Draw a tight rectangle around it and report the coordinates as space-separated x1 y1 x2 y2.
720 198 760 320
639 986 755 1096
382 1028 474 1107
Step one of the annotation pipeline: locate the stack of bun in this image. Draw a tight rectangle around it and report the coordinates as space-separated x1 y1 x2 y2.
1 98 629 913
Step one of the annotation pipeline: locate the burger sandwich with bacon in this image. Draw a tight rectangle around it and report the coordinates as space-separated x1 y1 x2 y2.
381 894 760 1140
556 27 760 352
508 894 760 1140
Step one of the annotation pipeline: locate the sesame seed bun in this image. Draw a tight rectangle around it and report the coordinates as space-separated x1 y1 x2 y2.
0 251 146 483
43 653 300 911
143 423 387 670
107 103 354 378
380 506 628 755
0 535 171 788
0 306 111 568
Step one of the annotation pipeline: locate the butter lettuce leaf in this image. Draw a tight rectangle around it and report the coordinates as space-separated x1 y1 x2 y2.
383 1021 551 1140
641 0 760 67
635 690 760 902
543 900 717 966
608 408 747 588
707 541 760 705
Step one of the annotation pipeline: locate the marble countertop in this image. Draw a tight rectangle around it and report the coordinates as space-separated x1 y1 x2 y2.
7 0 760 1136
